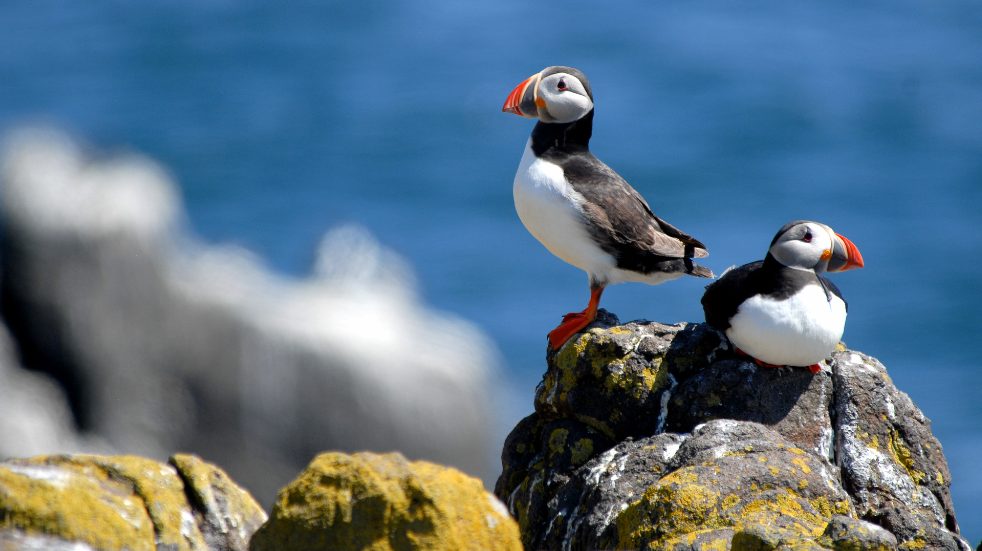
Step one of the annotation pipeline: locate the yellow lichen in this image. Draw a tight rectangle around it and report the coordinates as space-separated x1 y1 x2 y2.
0 454 243 551
791 457 812 474
888 430 926 484
616 469 724 544
739 489 827 537
900 537 927 549
0 459 154 550
657 529 731 551
251 452 521 551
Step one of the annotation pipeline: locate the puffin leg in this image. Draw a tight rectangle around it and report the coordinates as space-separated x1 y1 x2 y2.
735 348 822 374
547 285 605 350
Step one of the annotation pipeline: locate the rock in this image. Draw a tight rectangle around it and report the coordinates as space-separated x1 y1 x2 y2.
0 453 266 550
817 515 898 550
249 451 521 551
0 129 499 502
496 311 970 550
832 350 962 548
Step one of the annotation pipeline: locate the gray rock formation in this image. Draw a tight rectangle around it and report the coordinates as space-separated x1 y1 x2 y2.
496 311 970 550
0 129 499 503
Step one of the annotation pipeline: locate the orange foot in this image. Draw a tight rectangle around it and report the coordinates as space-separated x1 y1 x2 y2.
734 348 822 375
734 347 781 368
547 285 604 351
547 311 596 350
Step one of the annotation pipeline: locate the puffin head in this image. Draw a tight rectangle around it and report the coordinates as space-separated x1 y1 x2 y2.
502 66 594 124
768 220 864 273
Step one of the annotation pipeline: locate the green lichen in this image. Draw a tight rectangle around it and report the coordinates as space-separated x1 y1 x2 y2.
573 413 615 439
548 428 569 457
705 392 723 407
570 438 595 467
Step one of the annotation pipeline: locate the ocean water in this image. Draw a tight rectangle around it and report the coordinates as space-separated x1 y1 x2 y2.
2 0 980 540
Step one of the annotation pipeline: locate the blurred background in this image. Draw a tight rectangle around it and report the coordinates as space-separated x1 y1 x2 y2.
0 0 979 540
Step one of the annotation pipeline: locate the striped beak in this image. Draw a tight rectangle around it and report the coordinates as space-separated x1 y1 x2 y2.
827 233 864 272
502 71 542 118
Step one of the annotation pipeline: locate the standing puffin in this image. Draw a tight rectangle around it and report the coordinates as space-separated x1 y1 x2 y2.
701 220 865 373
502 66 712 350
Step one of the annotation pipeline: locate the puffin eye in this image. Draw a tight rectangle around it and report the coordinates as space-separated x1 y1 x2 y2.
557 78 568 91
802 231 813 243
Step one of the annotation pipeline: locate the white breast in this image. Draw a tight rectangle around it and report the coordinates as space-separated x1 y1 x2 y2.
512 140 616 279
726 283 847 367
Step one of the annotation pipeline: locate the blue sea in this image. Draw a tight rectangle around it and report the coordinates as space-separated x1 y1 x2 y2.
2 0 980 541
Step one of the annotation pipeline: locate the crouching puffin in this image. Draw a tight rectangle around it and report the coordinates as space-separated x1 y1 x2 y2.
502 66 712 350
701 220 865 374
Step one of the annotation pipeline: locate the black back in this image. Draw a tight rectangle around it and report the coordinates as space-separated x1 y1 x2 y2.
701 255 846 331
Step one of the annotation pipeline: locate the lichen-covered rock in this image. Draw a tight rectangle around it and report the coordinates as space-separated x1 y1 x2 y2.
817 515 898 550
0 453 266 550
496 311 970 550
250 451 521 551
832 350 964 550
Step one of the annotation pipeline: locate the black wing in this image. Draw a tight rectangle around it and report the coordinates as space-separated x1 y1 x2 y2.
819 276 848 312
555 152 711 275
700 261 763 330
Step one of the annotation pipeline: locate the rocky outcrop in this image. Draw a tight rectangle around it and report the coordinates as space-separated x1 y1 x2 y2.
0 453 266 550
496 310 969 550
250 451 521 551
0 129 499 502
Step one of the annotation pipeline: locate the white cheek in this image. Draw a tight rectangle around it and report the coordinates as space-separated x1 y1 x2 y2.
544 94 593 123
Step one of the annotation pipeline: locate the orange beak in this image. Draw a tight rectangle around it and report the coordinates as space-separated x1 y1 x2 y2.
828 233 864 272
502 72 540 118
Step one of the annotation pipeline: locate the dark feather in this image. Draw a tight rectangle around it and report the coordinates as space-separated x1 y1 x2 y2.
531 113 711 278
